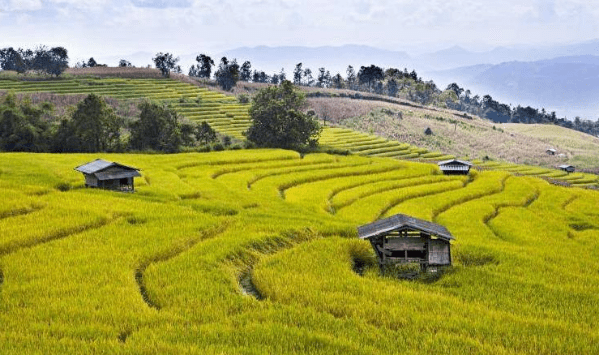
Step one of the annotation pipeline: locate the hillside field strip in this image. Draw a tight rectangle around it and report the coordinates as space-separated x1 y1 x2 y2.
0 78 251 139
2 76 597 189
0 151 598 354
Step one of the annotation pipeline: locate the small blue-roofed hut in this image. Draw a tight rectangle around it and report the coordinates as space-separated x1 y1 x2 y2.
75 159 141 191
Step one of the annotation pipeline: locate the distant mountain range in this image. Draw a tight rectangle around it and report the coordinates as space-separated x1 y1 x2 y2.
96 39 599 119
429 55 599 120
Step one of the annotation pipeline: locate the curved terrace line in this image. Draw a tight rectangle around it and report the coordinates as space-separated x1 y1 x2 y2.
176 156 297 171
0 205 45 221
0 216 120 297
375 181 469 221
479 183 540 242
326 170 428 202
0 216 117 256
249 161 375 190
278 164 404 199
430 174 511 222
562 195 579 211
212 159 337 179
332 176 462 213
135 223 230 310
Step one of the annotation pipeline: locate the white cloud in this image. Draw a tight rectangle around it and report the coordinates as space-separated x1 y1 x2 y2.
1 0 43 11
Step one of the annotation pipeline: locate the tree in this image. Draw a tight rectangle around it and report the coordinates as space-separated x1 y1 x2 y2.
153 52 179 78
373 80 384 95
240 61 252 81
180 121 197 147
69 94 122 152
346 65 356 90
358 65 384 91
214 57 240 90
129 101 182 152
317 68 327 87
87 57 98 67
332 73 344 89
246 80 321 151
446 83 464 98
0 93 52 152
252 70 268 83
278 68 286 82
316 68 332 88
0 47 26 73
303 68 314 86
30 46 69 76
119 59 132 67
196 54 215 78
196 121 217 145
270 73 280 85
293 63 303 85
387 78 398 97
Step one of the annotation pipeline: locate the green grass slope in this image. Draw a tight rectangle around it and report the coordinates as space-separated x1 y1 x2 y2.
307 95 599 170
502 123 599 168
0 151 598 354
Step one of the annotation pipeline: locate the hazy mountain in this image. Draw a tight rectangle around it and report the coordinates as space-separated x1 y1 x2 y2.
417 39 599 71
429 55 599 119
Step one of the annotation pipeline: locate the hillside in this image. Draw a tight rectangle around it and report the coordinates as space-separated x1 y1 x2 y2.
1 69 597 184
304 90 599 170
0 70 599 353
1 151 599 353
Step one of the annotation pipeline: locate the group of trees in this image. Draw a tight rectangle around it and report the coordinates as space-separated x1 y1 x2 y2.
74 57 108 69
188 54 286 88
0 46 69 76
0 93 220 154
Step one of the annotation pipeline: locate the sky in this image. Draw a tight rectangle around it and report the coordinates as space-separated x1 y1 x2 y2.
1 0 599 65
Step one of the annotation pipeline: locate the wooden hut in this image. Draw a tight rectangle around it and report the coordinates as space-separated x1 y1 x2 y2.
75 159 141 191
358 214 454 272
546 148 557 155
559 164 575 173
438 159 472 175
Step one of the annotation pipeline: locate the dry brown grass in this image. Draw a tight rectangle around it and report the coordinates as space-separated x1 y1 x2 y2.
307 97 398 123
65 67 164 79
329 99 599 168
0 91 141 119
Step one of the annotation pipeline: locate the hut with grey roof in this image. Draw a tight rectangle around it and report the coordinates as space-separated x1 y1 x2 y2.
438 159 472 175
358 214 454 273
75 159 141 191
559 164 575 174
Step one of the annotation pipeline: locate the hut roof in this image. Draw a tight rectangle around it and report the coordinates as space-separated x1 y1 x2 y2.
75 159 141 180
547 148 557 152
358 214 454 241
559 164 575 169
438 159 473 167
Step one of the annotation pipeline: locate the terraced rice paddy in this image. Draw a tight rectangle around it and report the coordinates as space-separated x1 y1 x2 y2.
320 127 455 161
475 160 599 188
0 78 252 139
0 151 598 354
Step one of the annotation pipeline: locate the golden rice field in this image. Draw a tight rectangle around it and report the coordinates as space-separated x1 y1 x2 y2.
1 150 598 354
